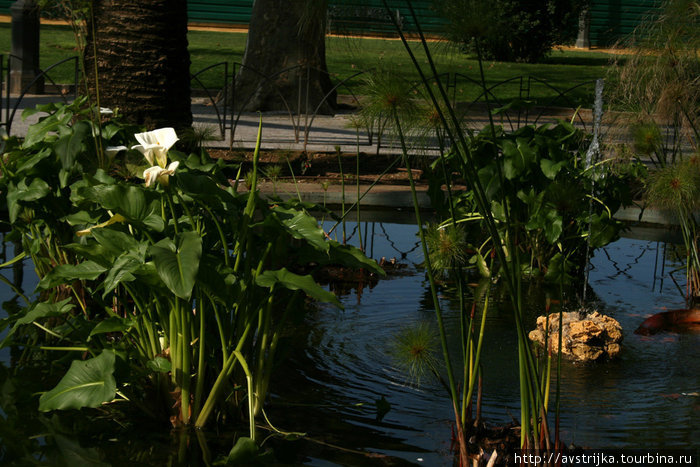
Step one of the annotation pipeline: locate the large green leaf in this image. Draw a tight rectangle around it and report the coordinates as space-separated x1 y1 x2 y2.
14 146 52 176
54 434 110 467
149 232 202 300
84 184 164 232
540 158 567 180
101 253 143 296
6 178 51 223
328 241 385 276
146 356 171 373
502 138 536 179
1 299 74 347
88 316 135 339
54 120 92 172
91 228 142 258
543 208 563 244
175 171 235 206
37 261 108 290
23 109 73 148
256 268 341 308
271 206 329 253
38 350 117 411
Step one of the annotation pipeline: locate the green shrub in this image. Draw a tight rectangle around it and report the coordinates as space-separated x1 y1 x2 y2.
434 0 588 62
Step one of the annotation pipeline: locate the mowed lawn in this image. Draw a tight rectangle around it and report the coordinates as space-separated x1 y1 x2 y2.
0 21 619 107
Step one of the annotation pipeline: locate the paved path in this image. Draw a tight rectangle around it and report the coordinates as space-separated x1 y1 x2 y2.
1 92 676 226
3 93 597 156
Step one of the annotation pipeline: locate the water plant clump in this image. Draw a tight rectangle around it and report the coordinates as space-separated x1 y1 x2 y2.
0 100 383 448
377 0 644 462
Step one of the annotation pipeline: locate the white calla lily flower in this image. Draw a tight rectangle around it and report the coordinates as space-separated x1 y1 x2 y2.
131 127 178 168
144 161 179 187
105 145 128 158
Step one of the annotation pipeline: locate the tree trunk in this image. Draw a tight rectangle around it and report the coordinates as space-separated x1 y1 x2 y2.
85 0 192 131
235 0 336 115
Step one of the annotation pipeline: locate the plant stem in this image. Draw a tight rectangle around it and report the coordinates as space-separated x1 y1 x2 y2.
393 108 460 411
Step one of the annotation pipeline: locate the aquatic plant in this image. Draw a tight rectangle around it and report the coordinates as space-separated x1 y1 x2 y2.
427 121 635 281
378 0 632 458
0 103 383 447
646 157 700 305
608 0 700 306
607 0 699 168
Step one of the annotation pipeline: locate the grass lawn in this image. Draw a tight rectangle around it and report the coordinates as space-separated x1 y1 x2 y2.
0 22 618 107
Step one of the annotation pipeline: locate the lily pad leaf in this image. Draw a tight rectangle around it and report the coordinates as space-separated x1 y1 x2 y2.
256 268 341 308
39 350 117 411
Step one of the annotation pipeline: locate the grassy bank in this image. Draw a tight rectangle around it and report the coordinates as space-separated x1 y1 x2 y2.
0 22 616 107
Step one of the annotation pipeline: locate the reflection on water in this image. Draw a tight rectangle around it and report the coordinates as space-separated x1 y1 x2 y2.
1 222 699 465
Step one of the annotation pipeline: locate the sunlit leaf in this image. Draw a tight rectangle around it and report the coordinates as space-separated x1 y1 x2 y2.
84 184 164 232
271 206 329 253
256 268 341 307
37 261 107 290
23 109 73 148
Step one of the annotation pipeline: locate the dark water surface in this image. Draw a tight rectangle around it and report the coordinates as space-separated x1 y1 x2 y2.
1 220 698 465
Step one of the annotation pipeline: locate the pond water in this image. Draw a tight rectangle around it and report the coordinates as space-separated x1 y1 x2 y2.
1 218 698 465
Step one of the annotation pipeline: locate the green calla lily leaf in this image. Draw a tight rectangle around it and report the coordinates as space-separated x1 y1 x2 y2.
89 316 136 339
102 253 144 296
84 184 164 232
7 178 51 223
147 357 172 373
55 120 92 171
1 299 74 347
23 109 73 148
39 350 117 411
14 146 52 175
54 434 110 467
256 268 341 308
37 261 108 290
149 232 202 300
270 206 329 253
328 241 385 276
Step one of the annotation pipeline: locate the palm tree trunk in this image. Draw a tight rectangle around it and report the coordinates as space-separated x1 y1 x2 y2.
85 0 192 131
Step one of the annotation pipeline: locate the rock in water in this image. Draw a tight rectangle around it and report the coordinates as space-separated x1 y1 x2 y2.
528 311 622 362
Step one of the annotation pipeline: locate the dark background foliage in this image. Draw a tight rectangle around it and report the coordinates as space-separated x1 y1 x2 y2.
434 0 590 62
